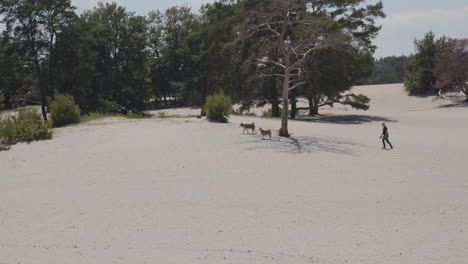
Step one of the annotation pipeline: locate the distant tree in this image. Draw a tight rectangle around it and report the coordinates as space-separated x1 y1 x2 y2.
157 5 198 105
432 38 468 101
362 55 409 85
404 31 446 95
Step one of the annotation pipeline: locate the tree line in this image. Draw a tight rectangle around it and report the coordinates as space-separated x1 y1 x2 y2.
1 0 386 135
361 55 409 85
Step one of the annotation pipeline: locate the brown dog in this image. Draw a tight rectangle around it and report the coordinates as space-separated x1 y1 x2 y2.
240 123 256 134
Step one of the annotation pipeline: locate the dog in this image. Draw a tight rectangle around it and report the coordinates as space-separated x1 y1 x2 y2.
240 122 256 134
259 128 272 139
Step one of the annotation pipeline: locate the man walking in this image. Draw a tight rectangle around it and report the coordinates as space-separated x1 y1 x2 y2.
380 123 393 149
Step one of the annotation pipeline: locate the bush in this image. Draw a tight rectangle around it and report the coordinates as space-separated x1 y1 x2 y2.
157 112 169 118
0 108 53 149
0 117 16 146
14 108 53 141
49 94 81 127
203 92 232 122
262 109 273 118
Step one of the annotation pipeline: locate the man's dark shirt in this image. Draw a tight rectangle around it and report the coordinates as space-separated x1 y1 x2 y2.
383 127 389 137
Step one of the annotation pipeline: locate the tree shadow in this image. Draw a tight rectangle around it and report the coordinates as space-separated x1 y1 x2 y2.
294 114 397 125
240 135 360 155
437 98 468 109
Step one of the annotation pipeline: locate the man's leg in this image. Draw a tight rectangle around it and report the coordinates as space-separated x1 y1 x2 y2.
382 138 386 149
386 138 393 149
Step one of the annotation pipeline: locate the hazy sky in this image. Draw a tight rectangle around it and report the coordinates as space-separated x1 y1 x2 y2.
71 0 468 58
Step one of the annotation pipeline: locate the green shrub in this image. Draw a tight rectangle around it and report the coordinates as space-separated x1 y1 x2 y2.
203 92 232 122
49 94 81 127
14 108 53 142
0 108 52 149
157 112 169 118
262 109 273 118
0 117 17 146
81 112 109 123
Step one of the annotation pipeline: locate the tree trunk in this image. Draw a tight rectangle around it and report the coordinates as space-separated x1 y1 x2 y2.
272 102 280 117
269 75 280 117
269 47 280 118
279 61 290 137
33 54 47 121
162 89 168 106
307 96 319 116
290 96 297 119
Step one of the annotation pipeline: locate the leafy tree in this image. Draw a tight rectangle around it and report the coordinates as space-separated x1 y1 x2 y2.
53 2 151 112
432 38 468 101
1 0 75 119
155 5 198 105
51 16 98 112
187 0 243 112
404 31 446 95
299 46 373 116
239 0 384 136
0 38 17 109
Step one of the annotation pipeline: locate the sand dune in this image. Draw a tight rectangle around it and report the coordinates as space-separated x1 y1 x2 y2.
1 84 467 264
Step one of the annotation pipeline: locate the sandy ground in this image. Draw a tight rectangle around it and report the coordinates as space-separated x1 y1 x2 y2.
1 84 467 264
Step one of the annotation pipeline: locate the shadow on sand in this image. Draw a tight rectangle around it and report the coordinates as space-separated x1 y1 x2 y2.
438 99 468 109
294 114 397 125
241 135 361 155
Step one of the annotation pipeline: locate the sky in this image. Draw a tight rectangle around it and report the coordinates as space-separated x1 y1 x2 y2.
35 0 468 58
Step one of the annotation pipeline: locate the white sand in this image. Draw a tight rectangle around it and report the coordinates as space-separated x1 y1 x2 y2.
1 84 467 264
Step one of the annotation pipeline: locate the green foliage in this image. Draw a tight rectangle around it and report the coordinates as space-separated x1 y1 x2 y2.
0 117 16 147
14 108 53 141
96 100 120 114
1 0 385 126
0 0 75 118
262 109 273 118
0 88 4 110
0 108 53 149
301 46 374 115
203 92 232 122
404 32 447 95
341 94 371 110
157 112 169 118
49 94 81 127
